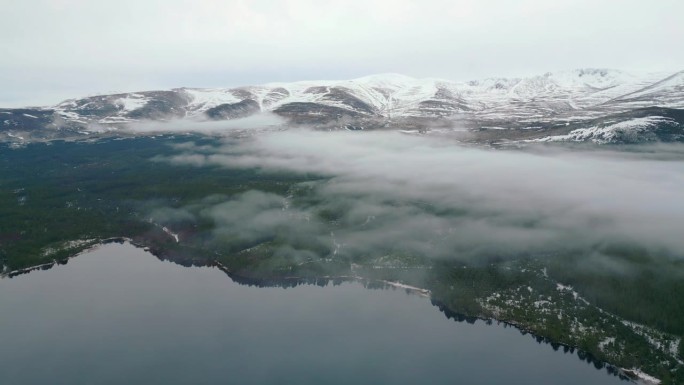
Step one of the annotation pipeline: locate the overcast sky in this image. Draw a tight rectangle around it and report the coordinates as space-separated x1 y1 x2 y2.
1 0 682 107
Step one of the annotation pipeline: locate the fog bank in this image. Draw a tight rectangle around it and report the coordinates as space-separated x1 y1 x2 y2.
155 130 684 263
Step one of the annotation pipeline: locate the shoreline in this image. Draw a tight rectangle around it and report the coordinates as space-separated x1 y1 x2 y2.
0 238 663 384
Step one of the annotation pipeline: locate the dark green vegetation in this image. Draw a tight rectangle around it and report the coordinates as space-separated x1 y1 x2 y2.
0 136 310 271
1 136 683 384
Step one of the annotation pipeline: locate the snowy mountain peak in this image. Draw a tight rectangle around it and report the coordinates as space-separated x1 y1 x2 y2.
543 68 635 89
1 68 682 145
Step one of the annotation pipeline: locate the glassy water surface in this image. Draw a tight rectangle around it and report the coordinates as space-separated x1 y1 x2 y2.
0 243 626 385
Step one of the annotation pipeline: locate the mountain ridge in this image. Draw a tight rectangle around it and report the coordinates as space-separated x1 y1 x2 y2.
1 68 683 144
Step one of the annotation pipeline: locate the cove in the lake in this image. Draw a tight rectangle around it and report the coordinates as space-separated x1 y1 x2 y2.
0 242 629 385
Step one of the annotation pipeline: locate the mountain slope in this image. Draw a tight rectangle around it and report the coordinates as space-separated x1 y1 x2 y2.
1 68 683 144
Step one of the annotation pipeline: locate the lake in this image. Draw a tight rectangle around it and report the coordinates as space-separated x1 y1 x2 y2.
0 242 627 384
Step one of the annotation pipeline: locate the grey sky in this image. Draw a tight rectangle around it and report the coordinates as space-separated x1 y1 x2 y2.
1 0 682 107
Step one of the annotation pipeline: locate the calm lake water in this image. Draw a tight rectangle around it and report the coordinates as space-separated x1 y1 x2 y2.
0 243 626 385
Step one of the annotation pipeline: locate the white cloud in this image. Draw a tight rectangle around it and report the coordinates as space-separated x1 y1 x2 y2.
127 113 285 133
156 130 684 261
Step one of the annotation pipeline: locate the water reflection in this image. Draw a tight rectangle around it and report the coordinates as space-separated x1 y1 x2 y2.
0 242 632 385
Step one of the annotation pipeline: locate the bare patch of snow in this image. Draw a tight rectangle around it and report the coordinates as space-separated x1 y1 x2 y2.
7 132 25 140
599 337 615 351
531 116 675 144
380 280 431 297
115 94 148 112
622 368 661 384
161 226 179 243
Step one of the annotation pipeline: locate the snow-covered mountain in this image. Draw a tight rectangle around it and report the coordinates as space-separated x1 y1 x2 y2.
1 68 683 144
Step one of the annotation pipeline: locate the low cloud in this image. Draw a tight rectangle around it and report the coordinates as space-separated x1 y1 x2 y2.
125 113 286 134
154 130 684 263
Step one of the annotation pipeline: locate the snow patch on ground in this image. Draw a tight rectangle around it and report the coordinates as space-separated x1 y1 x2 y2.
162 227 179 243
599 337 615 351
115 94 148 111
622 320 681 357
623 368 661 384
533 300 551 308
7 132 25 140
41 239 96 257
184 88 241 113
556 283 590 304
380 280 431 297
56 110 88 123
148 219 180 243
531 116 676 143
